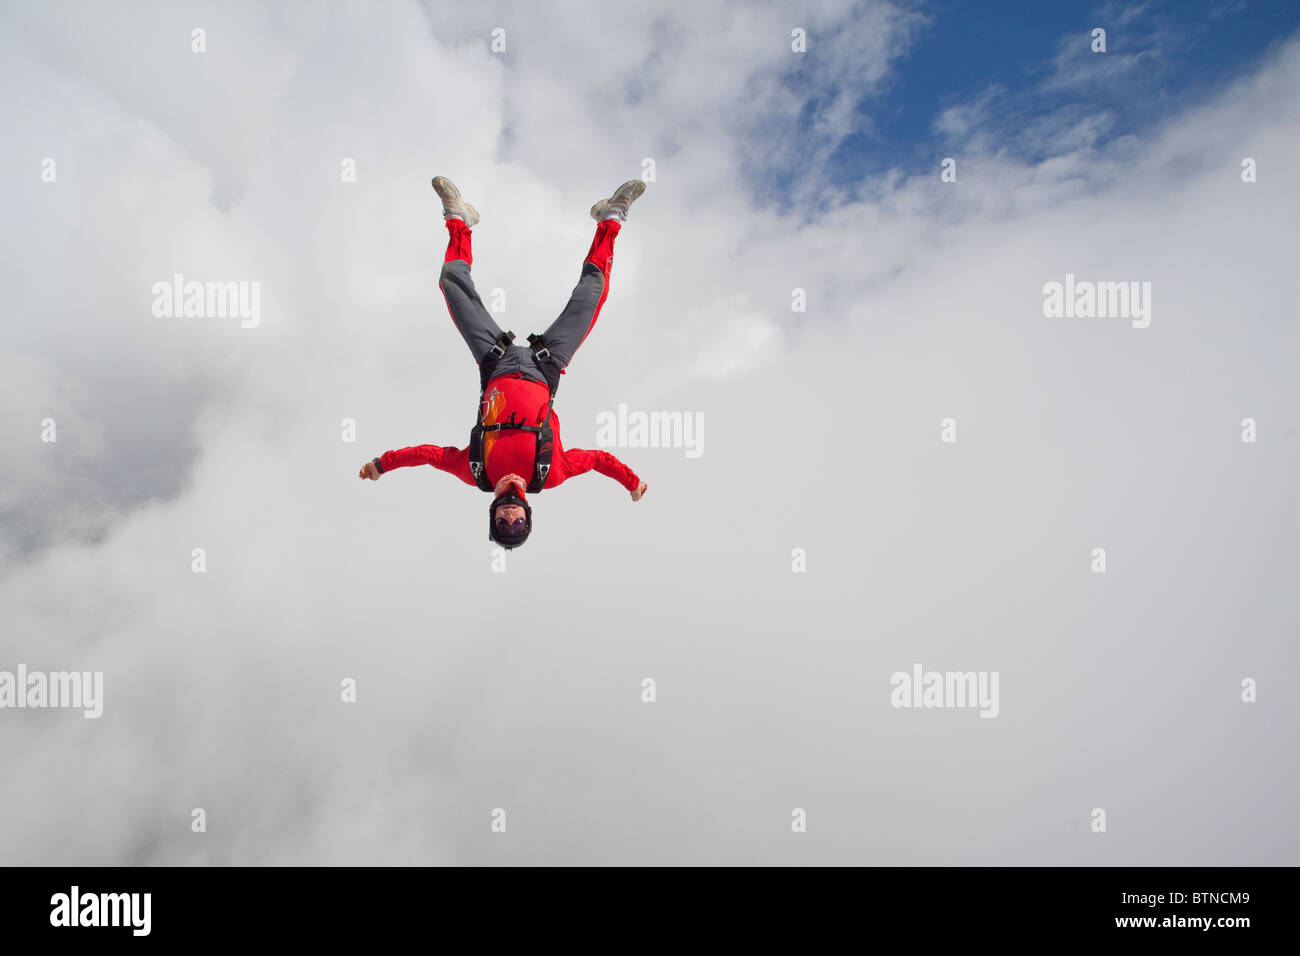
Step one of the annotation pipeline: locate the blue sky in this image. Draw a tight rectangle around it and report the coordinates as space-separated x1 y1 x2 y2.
778 0 1300 196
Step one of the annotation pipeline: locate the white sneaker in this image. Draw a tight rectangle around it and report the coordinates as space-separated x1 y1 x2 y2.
590 179 647 222
431 176 480 228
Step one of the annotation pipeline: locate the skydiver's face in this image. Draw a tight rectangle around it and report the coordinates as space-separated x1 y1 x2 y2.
494 504 527 533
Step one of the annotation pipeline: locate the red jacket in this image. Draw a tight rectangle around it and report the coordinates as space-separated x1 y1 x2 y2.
378 373 640 492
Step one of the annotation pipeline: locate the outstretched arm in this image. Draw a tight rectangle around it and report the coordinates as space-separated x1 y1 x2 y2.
358 444 477 486
559 448 648 500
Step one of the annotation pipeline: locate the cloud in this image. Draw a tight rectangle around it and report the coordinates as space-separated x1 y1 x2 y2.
1 0 1298 865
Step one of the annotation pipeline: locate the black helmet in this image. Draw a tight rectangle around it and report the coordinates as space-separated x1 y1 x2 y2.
488 493 532 549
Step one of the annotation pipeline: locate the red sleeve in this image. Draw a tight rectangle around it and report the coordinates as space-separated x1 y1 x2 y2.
554 448 641 491
378 445 476 486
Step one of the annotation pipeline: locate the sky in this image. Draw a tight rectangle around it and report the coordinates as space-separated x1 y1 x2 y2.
1 0 1298 865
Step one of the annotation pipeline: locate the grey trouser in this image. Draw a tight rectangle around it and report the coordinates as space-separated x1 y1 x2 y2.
439 258 608 383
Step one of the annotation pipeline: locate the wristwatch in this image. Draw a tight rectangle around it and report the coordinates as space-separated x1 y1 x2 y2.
372 457 385 474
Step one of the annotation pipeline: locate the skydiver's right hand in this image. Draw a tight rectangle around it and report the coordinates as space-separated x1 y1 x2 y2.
359 461 382 480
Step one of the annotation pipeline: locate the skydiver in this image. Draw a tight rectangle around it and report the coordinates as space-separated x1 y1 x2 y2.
358 176 649 550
